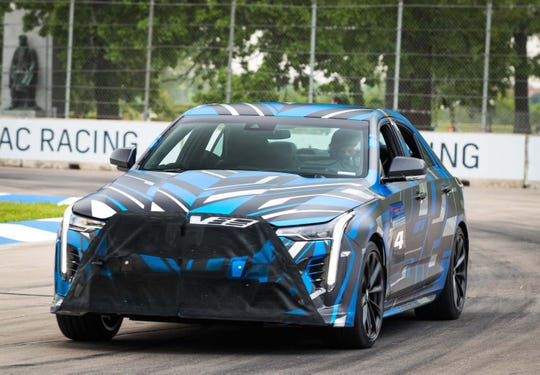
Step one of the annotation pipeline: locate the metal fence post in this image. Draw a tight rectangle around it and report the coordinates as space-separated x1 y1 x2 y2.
481 0 493 132
225 0 236 103
308 0 317 103
64 0 75 119
143 0 154 121
393 0 403 111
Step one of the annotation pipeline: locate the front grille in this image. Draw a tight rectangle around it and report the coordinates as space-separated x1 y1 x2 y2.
305 256 327 289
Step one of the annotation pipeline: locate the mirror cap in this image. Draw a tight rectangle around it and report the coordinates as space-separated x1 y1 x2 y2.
110 147 136 171
385 156 427 181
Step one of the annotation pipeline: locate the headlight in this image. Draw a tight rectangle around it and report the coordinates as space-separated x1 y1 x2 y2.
68 213 106 237
276 221 334 241
59 206 105 279
276 211 354 292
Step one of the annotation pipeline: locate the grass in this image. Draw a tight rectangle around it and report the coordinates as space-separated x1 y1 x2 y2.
0 202 68 223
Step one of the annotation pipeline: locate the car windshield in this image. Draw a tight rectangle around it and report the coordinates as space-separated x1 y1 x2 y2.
141 116 369 178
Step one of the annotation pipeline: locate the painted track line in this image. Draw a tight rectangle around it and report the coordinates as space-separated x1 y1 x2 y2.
0 218 62 245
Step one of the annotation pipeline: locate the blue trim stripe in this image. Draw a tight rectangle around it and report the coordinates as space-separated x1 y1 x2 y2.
174 171 220 190
260 102 282 114
140 254 171 272
94 193 128 211
347 112 373 121
285 309 306 316
184 104 219 116
190 196 253 215
206 258 225 271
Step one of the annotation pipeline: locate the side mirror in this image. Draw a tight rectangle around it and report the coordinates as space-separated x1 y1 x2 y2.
382 156 427 183
110 147 136 171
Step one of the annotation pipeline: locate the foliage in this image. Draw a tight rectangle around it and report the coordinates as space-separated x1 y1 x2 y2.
19 0 207 118
10 0 540 132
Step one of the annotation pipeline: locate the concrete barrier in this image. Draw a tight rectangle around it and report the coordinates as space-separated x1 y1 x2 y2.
1 117 538 186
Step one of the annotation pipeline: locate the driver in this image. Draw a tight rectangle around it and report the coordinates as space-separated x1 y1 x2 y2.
328 129 362 171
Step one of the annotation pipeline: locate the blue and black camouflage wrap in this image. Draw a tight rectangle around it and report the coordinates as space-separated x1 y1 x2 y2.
52 102 467 329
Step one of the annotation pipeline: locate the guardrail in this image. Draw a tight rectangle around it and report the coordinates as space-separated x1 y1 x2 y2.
1 117 538 185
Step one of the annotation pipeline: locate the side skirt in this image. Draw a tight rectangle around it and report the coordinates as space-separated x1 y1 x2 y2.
383 293 437 318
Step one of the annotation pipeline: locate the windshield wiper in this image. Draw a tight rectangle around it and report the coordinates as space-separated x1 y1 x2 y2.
160 168 185 172
145 163 187 172
294 172 327 178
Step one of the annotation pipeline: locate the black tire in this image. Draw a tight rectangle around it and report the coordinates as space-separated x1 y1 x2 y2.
331 242 385 349
415 226 468 320
56 313 123 341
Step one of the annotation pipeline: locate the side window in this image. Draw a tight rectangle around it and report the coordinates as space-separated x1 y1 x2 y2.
379 123 401 175
396 123 434 167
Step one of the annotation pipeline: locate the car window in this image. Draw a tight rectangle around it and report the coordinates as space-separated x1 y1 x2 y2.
379 122 402 175
396 123 435 166
153 130 193 167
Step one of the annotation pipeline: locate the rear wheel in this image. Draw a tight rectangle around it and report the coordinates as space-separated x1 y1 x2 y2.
415 226 468 320
56 313 123 341
332 242 385 349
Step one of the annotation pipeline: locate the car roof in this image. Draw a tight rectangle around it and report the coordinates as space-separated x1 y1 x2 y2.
183 102 390 122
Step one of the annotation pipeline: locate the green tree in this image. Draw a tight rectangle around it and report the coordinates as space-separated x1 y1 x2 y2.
383 1 505 130
492 1 540 134
14 0 539 130
20 0 216 118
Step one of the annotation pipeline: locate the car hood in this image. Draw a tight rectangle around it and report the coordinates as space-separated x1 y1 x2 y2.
72 170 378 227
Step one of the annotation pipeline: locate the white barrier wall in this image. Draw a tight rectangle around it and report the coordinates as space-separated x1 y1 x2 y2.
0 117 538 182
528 136 540 182
420 132 527 180
0 118 169 164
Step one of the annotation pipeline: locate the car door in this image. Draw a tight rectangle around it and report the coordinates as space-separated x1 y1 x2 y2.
395 122 457 284
378 121 429 299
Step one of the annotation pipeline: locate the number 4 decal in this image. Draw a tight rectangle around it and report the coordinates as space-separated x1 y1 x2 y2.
394 230 405 250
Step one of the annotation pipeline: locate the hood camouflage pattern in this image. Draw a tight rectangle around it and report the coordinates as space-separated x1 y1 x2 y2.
72 169 377 227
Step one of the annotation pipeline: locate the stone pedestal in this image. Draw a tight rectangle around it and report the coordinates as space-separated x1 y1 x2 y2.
0 108 47 118
1 9 53 116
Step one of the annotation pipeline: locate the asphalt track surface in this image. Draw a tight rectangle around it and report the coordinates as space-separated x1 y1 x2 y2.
0 166 539 374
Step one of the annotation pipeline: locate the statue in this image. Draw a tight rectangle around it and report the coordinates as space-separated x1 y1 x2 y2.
9 34 38 109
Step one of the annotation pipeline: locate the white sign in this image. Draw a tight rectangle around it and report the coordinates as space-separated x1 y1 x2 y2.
1 117 539 182
421 132 527 180
528 136 540 182
0 118 169 164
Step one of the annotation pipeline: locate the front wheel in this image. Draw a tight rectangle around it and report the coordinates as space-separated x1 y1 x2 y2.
331 242 385 349
56 313 123 341
415 226 468 320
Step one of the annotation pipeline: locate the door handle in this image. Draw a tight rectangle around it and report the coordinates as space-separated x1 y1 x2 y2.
442 184 452 194
415 191 427 200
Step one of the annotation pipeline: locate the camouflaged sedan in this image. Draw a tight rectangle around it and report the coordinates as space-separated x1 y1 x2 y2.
52 102 468 348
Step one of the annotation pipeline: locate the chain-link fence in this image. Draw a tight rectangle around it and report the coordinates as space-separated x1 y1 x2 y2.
1 1 539 133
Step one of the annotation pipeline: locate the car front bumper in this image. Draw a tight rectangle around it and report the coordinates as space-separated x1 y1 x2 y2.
52 212 355 326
